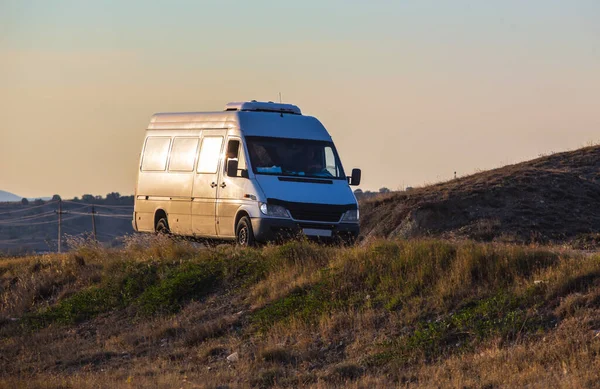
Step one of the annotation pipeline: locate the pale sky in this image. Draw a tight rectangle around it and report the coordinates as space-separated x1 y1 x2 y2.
1 0 599 198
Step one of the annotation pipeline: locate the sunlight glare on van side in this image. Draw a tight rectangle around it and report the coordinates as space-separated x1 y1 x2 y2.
197 137 224 174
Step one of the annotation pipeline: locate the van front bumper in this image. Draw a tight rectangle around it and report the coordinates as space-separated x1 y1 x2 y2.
250 217 359 243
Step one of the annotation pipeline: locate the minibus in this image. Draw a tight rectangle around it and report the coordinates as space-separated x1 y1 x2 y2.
132 101 361 245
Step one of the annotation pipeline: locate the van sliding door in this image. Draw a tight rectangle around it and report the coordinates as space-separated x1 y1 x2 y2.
216 137 247 237
192 130 226 237
166 136 199 236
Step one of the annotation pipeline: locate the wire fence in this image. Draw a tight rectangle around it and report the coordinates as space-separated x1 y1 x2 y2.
0 211 57 224
0 201 58 215
0 200 135 254
62 200 133 209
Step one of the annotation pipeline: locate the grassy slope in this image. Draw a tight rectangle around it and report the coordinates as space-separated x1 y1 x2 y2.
360 145 600 246
1 236 600 388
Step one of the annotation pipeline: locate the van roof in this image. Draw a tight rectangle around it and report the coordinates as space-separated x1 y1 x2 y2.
147 109 332 141
225 101 301 115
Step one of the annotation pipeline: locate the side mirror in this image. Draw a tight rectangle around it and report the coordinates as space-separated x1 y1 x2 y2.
349 168 361 186
227 159 239 177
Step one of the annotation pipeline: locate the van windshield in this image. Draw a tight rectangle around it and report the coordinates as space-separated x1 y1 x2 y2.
246 136 345 179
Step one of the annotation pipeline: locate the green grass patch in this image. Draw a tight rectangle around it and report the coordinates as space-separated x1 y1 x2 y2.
251 283 331 330
22 247 282 328
31 286 116 325
366 291 554 366
136 261 222 315
24 261 160 327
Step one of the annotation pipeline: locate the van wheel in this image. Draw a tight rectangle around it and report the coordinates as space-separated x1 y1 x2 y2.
235 216 255 247
156 217 170 234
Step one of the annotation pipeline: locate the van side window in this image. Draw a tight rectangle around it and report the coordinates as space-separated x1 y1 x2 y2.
238 143 246 170
141 137 171 171
325 147 338 176
169 137 199 172
226 139 244 166
197 136 223 174
226 140 240 160
224 139 247 176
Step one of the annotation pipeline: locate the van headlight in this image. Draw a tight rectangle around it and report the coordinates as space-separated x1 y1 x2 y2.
341 209 359 222
259 202 290 218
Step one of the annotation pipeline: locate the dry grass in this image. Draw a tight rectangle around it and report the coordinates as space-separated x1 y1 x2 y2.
1 236 599 388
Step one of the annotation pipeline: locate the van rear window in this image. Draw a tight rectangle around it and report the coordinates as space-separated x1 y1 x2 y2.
141 137 171 171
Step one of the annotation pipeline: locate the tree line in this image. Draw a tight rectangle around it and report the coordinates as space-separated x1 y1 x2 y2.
21 192 134 206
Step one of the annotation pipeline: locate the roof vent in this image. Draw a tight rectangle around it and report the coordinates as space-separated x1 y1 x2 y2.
225 101 301 115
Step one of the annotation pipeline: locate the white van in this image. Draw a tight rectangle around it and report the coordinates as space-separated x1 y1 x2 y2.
132 101 361 245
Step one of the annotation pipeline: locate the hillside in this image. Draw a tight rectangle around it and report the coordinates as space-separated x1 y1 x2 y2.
360 145 600 247
1 238 599 388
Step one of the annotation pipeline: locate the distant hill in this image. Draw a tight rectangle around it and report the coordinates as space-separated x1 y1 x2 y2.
0 191 52 203
360 145 600 247
0 190 22 203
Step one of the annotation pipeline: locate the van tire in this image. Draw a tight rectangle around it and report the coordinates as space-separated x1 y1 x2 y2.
235 216 255 247
156 217 170 234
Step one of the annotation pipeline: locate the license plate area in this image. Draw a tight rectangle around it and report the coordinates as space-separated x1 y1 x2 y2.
302 228 332 237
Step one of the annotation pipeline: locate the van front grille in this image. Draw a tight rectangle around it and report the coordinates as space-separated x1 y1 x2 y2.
266 198 357 223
